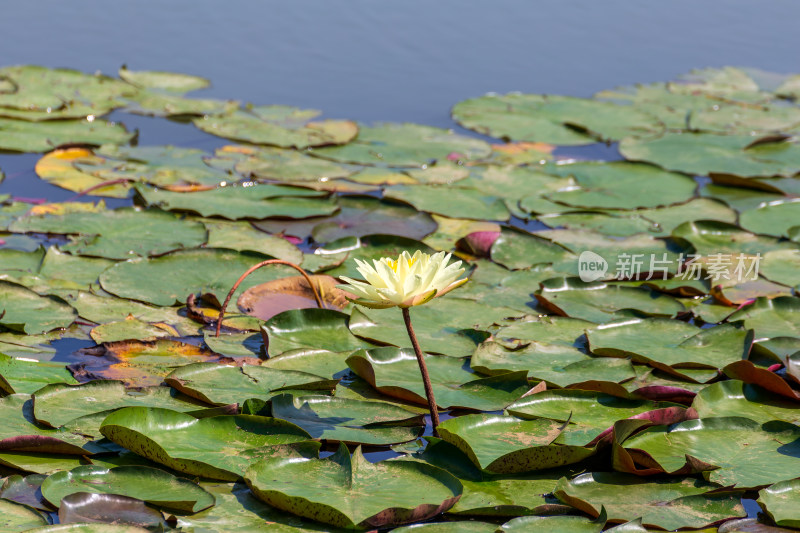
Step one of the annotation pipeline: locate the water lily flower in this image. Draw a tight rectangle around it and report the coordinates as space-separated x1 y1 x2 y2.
338 250 467 436
337 250 467 309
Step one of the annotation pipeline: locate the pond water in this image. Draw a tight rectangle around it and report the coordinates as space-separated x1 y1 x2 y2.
0 2 793 522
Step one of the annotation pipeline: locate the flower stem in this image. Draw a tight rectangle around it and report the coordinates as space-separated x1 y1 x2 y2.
401 307 440 436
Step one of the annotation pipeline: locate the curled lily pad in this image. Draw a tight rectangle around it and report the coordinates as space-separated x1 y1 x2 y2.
436 413 594 473
57 492 168 529
41 465 215 512
312 122 490 167
244 443 462 529
99 406 316 480
347 347 530 411
194 105 357 148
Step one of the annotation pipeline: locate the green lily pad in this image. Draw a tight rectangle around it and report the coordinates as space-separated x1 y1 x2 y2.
203 219 303 264
311 196 437 243
739 199 800 238
165 362 338 406
262 308 376 357
672 220 794 256
727 296 800 340
124 90 238 117
489 228 574 270
408 437 570 517
98 248 298 306
322 234 438 279
56 290 199 336
347 347 530 411
0 65 133 119
135 182 335 220
553 471 744 530
118 66 210 92
194 105 358 148
542 161 697 210
0 499 48 530
25 522 151 532
99 406 316 480
41 464 215 512
244 443 462 529
436 413 594 473
0 117 134 153
507 389 678 445
538 198 737 238
261 349 351 379
312 122 490 167
174 481 333 532
0 394 98 455
758 478 800 528
691 380 800 425
0 353 76 395
586 318 751 376
32 381 210 436
499 514 605 533
0 473 49 510
348 298 508 358
0 281 76 334
383 184 510 221
218 144 354 183
452 93 659 145
536 278 685 323
760 249 800 289
619 132 800 178
618 417 800 488
9 207 207 260
90 317 173 343
268 394 423 445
